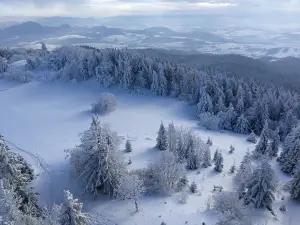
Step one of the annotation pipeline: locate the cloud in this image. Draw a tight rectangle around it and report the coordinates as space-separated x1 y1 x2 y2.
0 0 299 18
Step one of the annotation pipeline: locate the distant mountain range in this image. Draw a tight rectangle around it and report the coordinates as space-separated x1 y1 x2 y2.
0 21 300 60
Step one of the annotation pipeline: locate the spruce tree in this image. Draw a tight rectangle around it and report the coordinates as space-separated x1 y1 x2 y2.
156 122 168 151
190 181 198 193
213 149 219 161
202 148 212 168
268 127 280 157
229 145 235 154
167 122 177 152
246 131 257 144
206 137 213 146
244 161 277 211
125 140 132 153
289 168 300 200
177 175 189 190
234 114 249 134
254 120 269 156
281 139 300 174
235 151 252 198
214 152 224 172
229 163 236 173
58 190 90 225
69 118 127 197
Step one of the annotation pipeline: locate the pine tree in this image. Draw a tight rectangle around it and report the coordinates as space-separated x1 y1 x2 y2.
244 161 277 211
190 181 198 193
58 190 90 225
202 148 212 168
125 140 132 153
254 120 269 156
214 152 224 172
268 127 280 157
156 122 168 151
289 168 300 200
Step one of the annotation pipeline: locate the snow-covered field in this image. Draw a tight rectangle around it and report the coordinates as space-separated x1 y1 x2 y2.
0 77 299 225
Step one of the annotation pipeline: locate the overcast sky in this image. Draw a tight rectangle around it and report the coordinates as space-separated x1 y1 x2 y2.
0 0 300 18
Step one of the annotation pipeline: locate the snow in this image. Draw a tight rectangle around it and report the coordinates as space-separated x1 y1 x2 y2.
0 78 299 225
57 35 89 40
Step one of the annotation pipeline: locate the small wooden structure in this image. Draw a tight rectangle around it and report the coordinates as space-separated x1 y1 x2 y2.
213 185 223 192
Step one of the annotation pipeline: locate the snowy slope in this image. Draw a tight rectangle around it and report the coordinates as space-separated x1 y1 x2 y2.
0 79 299 225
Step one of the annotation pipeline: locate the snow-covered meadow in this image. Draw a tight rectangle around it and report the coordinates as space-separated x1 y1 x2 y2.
0 73 299 225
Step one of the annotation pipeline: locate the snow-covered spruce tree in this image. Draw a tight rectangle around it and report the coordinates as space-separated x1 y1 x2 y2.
244 161 277 211
0 135 40 217
156 122 168 151
280 139 300 174
206 137 212 146
279 109 298 141
202 147 212 168
177 175 189 191
114 173 145 212
278 125 299 164
246 131 257 144
198 112 220 131
0 180 43 225
167 122 177 152
229 163 236 174
190 181 197 193
234 114 249 134
288 168 300 200
197 89 213 116
0 56 8 73
125 140 132 153
68 117 127 197
229 145 235 154
234 151 252 198
213 149 219 161
254 120 269 157
218 103 236 131
214 152 224 172
143 151 184 195
0 136 19 187
186 132 202 170
268 127 280 158
213 192 252 225
58 190 90 225
91 92 117 114
214 96 226 114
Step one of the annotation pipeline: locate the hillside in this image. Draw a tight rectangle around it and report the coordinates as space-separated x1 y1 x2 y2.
0 79 298 225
